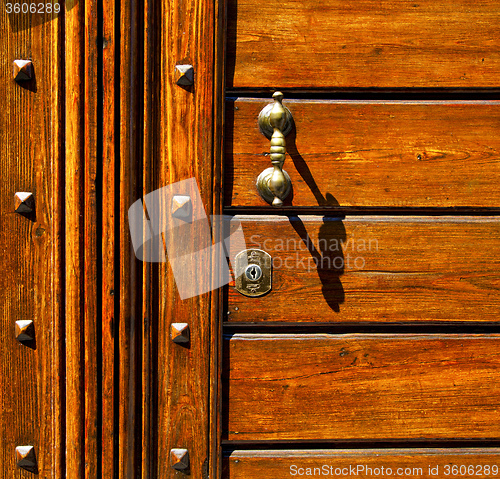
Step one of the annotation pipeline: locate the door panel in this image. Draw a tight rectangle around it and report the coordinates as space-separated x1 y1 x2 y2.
224 449 500 479
227 0 500 88
0 8 63 477
223 334 500 441
225 99 500 208
222 0 500 474
227 216 500 323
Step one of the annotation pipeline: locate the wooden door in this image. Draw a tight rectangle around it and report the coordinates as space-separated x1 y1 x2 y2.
222 0 500 477
2 0 500 478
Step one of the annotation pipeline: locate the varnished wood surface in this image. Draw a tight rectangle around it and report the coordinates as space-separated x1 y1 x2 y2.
101 0 117 474
156 0 224 477
224 449 500 479
223 334 500 441
84 0 99 475
65 0 85 473
226 216 500 323
227 0 500 89
225 99 500 208
118 0 143 475
142 0 156 476
65 0 102 473
0 6 63 478
212 2 227 479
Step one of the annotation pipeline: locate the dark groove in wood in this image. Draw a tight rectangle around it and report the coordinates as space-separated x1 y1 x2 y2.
227 89 500 100
224 207 500 216
222 440 500 449
223 323 500 335
96 0 104 475
113 0 121 473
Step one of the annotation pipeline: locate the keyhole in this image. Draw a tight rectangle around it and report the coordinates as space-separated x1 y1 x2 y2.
245 264 262 281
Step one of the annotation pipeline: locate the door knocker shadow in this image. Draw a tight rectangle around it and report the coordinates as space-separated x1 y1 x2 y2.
290 216 346 313
287 125 345 312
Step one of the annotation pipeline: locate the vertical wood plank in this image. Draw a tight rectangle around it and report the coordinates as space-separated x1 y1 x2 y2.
65 0 85 474
119 0 143 475
156 0 224 477
211 1 227 479
102 0 117 474
0 3 63 478
66 0 103 473
142 0 158 476
0 3 63 479
84 0 100 474
45 15 64 478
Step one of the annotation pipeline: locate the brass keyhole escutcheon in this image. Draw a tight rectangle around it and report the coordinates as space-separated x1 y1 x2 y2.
235 249 272 297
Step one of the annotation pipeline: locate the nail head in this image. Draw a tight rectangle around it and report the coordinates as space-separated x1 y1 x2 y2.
175 64 194 86
14 192 35 214
170 448 189 471
171 323 190 344
13 60 33 82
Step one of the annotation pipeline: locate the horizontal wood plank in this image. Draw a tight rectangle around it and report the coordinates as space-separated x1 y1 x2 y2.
223 334 500 441
226 216 500 323
225 99 500 208
224 449 500 479
227 0 500 88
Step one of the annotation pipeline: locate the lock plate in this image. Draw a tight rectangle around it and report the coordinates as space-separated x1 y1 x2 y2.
234 249 272 297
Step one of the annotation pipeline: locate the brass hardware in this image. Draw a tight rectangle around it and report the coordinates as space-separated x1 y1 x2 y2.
12 60 33 81
170 448 189 471
171 323 190 344
235 249 272 297
15 320 35 343
257 92 293 206
14 192 35 214
171 195 192 220
175 64 194 86
15 445 38 473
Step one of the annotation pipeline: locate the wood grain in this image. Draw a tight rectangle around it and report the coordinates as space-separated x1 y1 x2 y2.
227 0 500 89
101 0 117 474
212 2 227 479
84 0 99 475
225 99 500 208
142 0 156 476
223 334 500 441
65 0 87 474
224 449 500 479
226 216 500 323
118 0 143 475
156 0 224 477
0 5 63 478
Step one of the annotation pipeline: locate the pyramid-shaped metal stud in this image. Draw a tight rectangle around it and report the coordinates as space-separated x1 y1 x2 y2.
170 448 189 471
15 320 35 343
13 60 34 82
171 195 192 219
14 192 35 214
15 445 38 473
174 64 194 86
171 323 189 344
